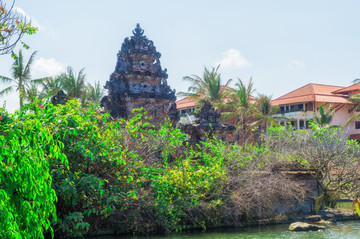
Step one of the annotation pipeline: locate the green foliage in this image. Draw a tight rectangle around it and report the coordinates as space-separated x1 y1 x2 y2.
0 49 48 109
0 107 66 238
150 138 228 231
0 99 308 237
37 100 126 237
312 104 335 126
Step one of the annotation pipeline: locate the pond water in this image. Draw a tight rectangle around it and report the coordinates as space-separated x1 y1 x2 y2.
96 220 360 239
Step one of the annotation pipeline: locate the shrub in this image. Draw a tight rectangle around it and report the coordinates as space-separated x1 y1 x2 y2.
0 107 66 238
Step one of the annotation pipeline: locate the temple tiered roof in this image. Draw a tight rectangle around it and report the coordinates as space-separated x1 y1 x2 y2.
101 24 178 123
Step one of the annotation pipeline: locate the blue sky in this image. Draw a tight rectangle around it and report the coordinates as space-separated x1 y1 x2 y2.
1 0 360 111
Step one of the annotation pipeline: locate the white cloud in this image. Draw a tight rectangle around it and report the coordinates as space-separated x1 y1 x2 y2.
288 60 305 69
32 58 66 77
216 48 251 68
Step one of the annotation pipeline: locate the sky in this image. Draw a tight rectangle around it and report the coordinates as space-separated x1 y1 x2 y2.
1 0 360 111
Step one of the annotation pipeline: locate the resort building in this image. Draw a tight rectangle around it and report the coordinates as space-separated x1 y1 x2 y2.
176 96 200 124
271 83 360 138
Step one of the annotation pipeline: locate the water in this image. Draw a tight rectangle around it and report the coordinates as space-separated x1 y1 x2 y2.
96 220 360 239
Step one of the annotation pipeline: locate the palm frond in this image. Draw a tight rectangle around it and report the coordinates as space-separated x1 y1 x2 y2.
0 75 13 83
0 86 14 96
23 51 38 80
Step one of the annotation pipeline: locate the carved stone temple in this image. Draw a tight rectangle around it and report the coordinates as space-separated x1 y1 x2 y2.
101 24 179 124
181 101 236 144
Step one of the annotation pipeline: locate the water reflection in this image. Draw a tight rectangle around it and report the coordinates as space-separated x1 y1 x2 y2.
94 220 360 239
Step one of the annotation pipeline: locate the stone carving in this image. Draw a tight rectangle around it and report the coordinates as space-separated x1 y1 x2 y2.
51 89 68 106
181 101 235 144
102 24 178 123
195 101 221 125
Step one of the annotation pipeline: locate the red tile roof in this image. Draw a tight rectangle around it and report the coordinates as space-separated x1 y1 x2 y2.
271 83 351 105
332 82 360 95
176 97 199 109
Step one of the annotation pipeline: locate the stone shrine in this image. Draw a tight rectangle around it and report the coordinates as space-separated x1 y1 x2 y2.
51 89 68 106
181 101 236 144
101 24 178 124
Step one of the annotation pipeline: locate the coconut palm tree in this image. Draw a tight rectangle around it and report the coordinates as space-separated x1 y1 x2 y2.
312 104 335 126
0 49 47 109
254 94 280 132
223 78 255 144
84 81 104 105
60 66 86 101
343 94 360 126
39 75 63 99
178 65 232 111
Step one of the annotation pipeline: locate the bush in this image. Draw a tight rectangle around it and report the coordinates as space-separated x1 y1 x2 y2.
266 124 360 207
0 107 66 238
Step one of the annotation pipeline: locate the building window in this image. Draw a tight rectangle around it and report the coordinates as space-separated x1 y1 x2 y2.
299 120 305 129
290 121 296 127
356 121 360 129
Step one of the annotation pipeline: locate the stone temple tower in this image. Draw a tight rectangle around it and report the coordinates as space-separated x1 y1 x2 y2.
101 24 179 124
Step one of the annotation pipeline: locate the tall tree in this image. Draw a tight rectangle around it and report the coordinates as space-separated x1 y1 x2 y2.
0 49 46 109
223 78 255 144
254 94 279 132
179 65 231 111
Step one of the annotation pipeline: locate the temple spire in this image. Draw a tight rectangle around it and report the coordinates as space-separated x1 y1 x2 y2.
132 23 144 37
102 24 178 124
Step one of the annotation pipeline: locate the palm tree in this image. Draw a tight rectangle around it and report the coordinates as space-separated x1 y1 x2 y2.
0 49 46 109
344 94 360 126
39 75 63 99
178 65 231 111
84 81 104 105
312 104 335 126
60 66 86 101
254 94 279 132
223 78 255 144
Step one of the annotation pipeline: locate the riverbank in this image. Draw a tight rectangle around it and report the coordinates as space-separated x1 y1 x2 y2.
92 220 360 239
86 208 359 238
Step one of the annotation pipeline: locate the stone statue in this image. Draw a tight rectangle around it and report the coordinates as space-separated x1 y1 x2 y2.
51 89 68 106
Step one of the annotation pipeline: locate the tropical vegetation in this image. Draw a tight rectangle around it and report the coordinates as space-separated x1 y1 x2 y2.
2 97 359 238
179 65 231 111
0 49 47 109
0 20 359 237
312 104 335 126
